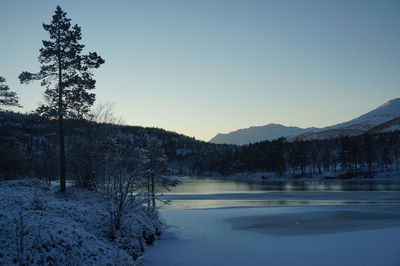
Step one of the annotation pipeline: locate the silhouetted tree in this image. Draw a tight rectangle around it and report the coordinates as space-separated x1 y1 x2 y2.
270 138 286 176
19 6 104 192
363 134 375 174
146 140 176 210
0 76 21 109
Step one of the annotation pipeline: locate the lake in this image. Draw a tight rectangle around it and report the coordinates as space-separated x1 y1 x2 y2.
158 177 400 209
147 177 400 265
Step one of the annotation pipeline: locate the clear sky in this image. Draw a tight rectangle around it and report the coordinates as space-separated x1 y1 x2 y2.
0 0 399 141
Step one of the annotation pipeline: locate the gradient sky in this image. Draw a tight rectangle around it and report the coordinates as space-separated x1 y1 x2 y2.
0 0 399 141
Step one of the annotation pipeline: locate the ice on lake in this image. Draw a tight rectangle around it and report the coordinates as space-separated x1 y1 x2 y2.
145 177 400 266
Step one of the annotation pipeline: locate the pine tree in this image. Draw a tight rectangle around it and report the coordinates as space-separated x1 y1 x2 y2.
146 140 177 210
19 6 104 192
0 76 21 109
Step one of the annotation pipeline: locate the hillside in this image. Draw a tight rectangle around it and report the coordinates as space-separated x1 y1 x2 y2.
210 98 400 144
0 111 237 178
294 98 400 141
368 117 400 134
326 98 400 131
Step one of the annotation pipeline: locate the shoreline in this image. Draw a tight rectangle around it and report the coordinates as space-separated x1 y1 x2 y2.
172 169 400 183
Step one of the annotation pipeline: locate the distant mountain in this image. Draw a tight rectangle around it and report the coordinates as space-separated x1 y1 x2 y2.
325 98 400 131
293 98 400 141
209 124 317 145
210 98 400 145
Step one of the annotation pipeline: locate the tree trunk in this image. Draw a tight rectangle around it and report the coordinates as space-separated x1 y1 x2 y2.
58 85 66 192
147 176 151 209
58 28 66 193
151 174 155 209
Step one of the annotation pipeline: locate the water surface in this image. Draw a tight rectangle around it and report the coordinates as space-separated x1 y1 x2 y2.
158 177 400 209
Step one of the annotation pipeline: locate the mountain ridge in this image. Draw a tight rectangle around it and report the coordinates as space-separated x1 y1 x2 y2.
209 123 317 145
209 98 400 145
295 98 400 141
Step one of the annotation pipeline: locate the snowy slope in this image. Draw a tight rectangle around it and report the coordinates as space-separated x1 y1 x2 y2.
293 98 400 140
209 124 317 145
212 98 400 144
367 116 400 133
291 128 364 141
324 98 400 131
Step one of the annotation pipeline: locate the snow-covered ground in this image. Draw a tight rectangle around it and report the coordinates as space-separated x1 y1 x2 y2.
0 178 161 265
144 205 400 266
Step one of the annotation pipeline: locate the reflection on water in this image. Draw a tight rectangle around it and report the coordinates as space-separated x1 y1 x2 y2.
158 177 400 209
161 199 400 210
163 177 400 194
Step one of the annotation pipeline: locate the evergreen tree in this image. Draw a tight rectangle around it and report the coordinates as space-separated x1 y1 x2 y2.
146 140 176 210
19 6 104 192
0 76 21 109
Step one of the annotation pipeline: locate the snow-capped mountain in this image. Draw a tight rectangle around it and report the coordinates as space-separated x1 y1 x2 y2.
294 98 400 141
324 98 400 131
210 98 400 145
209 124 317 145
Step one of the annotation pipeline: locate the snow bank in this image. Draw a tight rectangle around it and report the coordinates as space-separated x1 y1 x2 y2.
0 178 162 265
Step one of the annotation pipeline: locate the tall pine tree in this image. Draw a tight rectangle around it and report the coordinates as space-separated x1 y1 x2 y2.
19 6 104 192
0 76 21 109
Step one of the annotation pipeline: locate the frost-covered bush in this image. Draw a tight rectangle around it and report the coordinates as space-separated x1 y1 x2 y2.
0 178 163 265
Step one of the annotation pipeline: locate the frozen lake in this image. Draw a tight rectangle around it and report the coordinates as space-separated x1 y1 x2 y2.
145 206 400 266
145 177 400 266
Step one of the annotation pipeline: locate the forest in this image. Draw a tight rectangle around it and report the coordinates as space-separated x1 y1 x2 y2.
1 110 400 182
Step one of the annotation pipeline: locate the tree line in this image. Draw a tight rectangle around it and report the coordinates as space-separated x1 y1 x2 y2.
191 132 400 178
2 109 399 181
